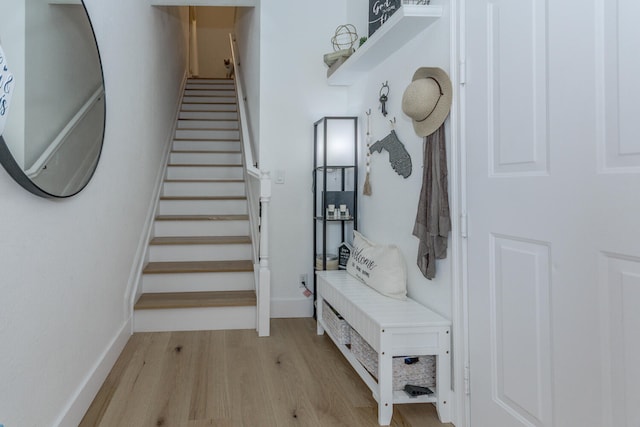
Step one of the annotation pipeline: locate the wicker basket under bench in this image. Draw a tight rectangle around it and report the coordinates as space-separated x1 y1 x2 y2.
316 270 452 426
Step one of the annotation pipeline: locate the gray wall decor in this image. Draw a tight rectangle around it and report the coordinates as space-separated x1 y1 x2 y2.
369 130 412 178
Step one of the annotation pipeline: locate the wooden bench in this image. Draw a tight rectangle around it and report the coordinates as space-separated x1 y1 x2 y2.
316 270 452 426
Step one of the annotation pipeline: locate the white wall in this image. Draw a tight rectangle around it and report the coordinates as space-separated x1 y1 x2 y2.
0 2 189 426
195 6 234 78
346 0 453 318
258 0 349 316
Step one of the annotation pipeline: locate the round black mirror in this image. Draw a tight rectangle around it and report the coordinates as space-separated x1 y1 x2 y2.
0 0 105 198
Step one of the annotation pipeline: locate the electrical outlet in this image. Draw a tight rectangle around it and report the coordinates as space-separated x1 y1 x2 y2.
299 273 308 288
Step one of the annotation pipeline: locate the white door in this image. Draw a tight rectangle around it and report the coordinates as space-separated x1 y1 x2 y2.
464 0 640 426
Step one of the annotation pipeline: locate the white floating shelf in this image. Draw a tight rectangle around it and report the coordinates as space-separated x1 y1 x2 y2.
327 4 443 86
49 0 82 4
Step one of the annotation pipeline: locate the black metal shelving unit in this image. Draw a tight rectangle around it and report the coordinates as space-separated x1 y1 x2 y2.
313 116 358 318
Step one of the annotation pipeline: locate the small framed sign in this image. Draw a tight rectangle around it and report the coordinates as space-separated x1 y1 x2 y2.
369 0 402 36
0 44 15 136
338 241 352 270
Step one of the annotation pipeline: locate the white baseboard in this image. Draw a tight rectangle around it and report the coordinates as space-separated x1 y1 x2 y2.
54 318 132 427
271 297 314 318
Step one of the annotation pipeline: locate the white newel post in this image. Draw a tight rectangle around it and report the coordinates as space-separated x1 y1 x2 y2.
257 171 271 336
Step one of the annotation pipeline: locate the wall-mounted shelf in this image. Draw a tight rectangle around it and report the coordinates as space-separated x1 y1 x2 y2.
327 4 443 86
48 0 82 4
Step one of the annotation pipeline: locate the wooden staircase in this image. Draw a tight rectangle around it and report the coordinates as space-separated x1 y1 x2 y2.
134 78 257 332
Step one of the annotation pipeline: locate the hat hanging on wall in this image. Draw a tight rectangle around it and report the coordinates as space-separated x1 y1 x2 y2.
401 67 452 137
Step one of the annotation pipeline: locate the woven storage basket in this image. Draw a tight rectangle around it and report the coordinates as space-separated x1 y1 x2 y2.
321 300 351 345
351 329 436 390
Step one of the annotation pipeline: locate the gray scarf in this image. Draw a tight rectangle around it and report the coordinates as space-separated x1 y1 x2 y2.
412 124 451 279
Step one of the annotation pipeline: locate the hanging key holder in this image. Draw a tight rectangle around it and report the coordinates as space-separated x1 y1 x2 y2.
379 81 389 117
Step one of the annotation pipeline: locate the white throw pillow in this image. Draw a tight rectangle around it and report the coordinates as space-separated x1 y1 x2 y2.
346 230 407 300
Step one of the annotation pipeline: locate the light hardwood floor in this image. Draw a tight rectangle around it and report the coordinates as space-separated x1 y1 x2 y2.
80 318 454 427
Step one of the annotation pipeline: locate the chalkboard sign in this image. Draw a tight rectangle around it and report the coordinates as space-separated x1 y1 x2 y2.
369 0 402 36
338 242 352 270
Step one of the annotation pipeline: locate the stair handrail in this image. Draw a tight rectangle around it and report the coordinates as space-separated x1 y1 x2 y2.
229 33 270 337
229 34 258 179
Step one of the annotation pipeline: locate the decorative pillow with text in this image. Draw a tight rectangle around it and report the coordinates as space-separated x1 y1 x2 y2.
346 230 407 300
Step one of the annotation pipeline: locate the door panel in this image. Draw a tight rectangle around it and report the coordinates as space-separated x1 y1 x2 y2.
602 0 640 170
486 0 548 177
489 235 552 425
464 0 640 426
602 254 640 427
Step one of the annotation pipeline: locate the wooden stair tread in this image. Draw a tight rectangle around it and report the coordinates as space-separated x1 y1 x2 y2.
173 137 240 141
150 236 251 245
186 81 234 83
180 108 238 112
144 259 253 274
159 195 246 201
155 214 249 221
181 100 237 104
178 119 238 122
163 178 244 183
177 127 239 131
167 163 242 167
170 150 241 154
134 290 256 310
184 92 236 98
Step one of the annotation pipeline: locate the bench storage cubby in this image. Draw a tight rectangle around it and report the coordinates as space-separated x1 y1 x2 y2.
350 329 436 390
321 300 351 345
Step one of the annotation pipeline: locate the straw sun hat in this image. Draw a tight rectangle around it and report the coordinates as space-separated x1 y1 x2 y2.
401 67 452 137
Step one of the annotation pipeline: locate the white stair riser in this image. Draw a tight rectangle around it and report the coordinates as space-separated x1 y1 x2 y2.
172 140 240 152
187 78 233 82
166 166 243 180
158 199 247 215
175 129 239 140
148 243 252 262
169 151 242 165
179 111 238 121
142 271 254 293
134 306 256 332
183 96 236 104
177 119 238 130
181 103 237 112
154 220 250 237
185 80 235 90
163 181 245 197
184 89 236 97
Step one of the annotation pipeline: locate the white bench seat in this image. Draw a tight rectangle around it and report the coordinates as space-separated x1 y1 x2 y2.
316 270 452 426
